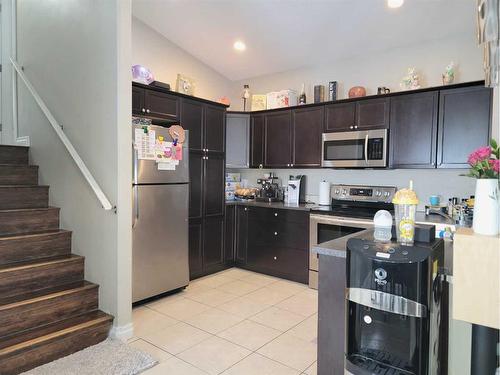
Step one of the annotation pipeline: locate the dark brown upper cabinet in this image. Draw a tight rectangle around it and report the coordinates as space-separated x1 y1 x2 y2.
264 111 292 167
356 98 390 130
144 90 179 120
324 98 389 132
292 106 323 167
132 86 145 115
437 86 492 168
205 105 226 153
250 114 265 168
180 99 204 151
325 102 356 132
390 92 438 168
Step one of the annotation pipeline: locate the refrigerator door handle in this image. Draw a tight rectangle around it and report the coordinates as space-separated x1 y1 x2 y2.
133 185 139 228
133 141 138 185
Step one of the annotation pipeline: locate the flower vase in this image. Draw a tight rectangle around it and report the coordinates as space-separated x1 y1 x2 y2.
473 179 499 236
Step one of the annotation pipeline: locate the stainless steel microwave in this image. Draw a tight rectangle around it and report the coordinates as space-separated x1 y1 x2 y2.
321 129 388 168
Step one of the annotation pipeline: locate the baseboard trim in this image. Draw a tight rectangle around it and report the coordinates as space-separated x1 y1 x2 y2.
109 322 134 341
16 136 30 147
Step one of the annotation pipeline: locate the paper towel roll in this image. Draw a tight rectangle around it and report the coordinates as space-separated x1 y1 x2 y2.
319 181 331 205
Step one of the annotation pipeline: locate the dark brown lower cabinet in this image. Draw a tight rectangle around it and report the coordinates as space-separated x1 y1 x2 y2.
224 205 236 265
236 206 309 284
188 218 203 278
202 215 225 272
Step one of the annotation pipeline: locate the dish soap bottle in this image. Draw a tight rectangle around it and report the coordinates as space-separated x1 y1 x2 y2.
299 83 306 105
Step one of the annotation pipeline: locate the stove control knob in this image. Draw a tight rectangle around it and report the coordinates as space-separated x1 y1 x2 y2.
342 189 347 195
334 189 340 195
374 268 387 280
383 191 391 197
375 190 382 197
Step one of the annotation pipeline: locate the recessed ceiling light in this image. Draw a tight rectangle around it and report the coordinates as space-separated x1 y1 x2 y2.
387 0 404 8
233 40 246 52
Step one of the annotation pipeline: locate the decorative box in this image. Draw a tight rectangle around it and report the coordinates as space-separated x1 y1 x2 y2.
266 90 297 109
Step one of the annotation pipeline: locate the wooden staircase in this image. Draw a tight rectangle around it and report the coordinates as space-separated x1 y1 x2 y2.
0 145 113 375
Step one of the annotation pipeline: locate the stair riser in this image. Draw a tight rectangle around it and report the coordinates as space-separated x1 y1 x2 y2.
0 286 98 338
0 166 38 185
0 231 71 265
0 186 49 210
0 258 84 298
0 147 29 166
0 320 111 375
0 208 60 236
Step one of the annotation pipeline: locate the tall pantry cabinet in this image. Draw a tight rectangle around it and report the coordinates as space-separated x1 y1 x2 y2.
180 99 227 279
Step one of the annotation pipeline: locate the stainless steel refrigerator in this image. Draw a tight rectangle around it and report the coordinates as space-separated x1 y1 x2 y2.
132 124 189 303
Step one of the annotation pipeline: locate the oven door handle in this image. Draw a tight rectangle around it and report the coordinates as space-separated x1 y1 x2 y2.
364 134 369 164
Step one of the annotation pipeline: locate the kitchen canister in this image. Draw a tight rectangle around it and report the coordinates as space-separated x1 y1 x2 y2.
319 181 330 205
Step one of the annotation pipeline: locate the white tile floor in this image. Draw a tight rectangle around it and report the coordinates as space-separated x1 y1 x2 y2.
129 268 318 375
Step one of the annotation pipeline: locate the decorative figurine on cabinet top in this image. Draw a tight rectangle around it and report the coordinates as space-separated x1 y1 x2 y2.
348 86 366 98
442 61 456 85
400 67 421 90
176 74 196 96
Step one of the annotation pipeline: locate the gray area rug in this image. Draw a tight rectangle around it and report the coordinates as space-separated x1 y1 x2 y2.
20 338 158 375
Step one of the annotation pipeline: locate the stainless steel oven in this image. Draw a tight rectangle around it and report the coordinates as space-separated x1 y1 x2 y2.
309 214 372 289
321 129 388 168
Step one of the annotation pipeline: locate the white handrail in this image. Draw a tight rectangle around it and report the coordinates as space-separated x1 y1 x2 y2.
10 58 114 211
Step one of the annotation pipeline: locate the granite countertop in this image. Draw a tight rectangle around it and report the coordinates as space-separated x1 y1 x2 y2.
225 200 316 211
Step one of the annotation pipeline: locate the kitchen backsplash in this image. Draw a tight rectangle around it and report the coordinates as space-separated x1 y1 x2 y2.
229 168 476 210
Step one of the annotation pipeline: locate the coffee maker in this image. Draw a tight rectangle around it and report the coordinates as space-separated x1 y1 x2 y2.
256 173 282 202
345 235 446 375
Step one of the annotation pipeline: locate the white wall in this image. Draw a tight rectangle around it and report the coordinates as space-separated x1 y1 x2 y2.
229 33 483 110
16 0 132 335
132 17 233 103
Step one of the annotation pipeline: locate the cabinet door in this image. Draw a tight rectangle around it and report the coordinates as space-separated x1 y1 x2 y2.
144 89 179 120
292 107 323 167
235 206 248 265
437 86 492 168
356 98 390 130
189 150 203 219
264 111 292 167
204 105 226 153
203 215 225 270
132 86 145 115
204 153 225 217
226 113 250 168
324 102 356 132
181 99 204 151
224 205 235 265
250 115 265 168
189 218 203 279
390 92 438 168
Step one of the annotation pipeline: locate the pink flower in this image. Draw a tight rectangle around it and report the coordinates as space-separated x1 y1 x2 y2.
468 146 492 166
489 159 500 173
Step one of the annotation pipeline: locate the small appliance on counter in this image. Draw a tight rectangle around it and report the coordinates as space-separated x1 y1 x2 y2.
345 233 447 375
286 175 306 204
256 173 283 202
225 172 241 201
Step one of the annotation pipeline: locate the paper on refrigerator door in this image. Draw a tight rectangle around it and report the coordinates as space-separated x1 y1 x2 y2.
134 128 156 160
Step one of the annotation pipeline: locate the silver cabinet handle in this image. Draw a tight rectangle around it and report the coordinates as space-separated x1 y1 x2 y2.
274 213 278 217
146 109 150 113
274 231 278 236
244 207 248 211
350 125 354 129
259 164 263 169
291 164 294 167
354 125 358 129
132 185 139 228
141 108 146 113
364 134 369 164
273 256 277 260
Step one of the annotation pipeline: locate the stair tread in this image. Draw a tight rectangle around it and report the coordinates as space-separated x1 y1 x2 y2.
0 229 70 240
0 310 113 354
0 206 59 213
0 164 38 168
0 281 96 309
0 254 83 272
0 185 48 188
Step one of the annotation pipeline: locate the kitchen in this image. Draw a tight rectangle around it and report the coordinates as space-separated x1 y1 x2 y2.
129 1 499 375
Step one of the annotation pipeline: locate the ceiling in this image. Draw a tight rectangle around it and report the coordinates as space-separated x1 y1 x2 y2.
132 0 476 81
